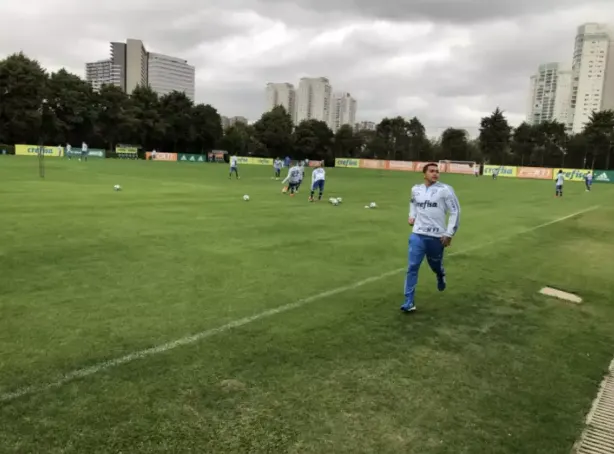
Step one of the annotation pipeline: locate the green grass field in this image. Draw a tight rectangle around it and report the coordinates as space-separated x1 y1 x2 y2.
1 156 613 453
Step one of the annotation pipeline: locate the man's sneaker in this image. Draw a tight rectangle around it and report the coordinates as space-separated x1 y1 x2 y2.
400 303 416 313
437 274 446 292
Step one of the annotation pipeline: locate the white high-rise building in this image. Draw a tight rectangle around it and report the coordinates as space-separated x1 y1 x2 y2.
295 77 333 125
86 39 195 99
85 59 121 92
265 83 296 122
570 23 614 133
148 52 195 101
527 63 570 126
330 92 357 132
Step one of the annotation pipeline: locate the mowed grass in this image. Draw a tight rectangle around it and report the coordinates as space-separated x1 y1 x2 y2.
1 156 613 453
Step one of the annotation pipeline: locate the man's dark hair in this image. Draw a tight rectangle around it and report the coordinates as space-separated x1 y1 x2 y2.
423 162 438 174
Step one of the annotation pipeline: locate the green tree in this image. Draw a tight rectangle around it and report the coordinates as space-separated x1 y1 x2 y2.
511 122 536 166
375 117 411 160
0 53 48 144
332 124 362 158
583 110 614 169
293 119 333 161
440 128 469 161
191 104 223 153
97 84 137 150
160 91 194 152
407 117 429 160
131 85 164 151
253 106 294 158
478 107 512 164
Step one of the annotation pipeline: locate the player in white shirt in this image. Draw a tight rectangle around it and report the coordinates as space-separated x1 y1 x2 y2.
273 158 282 179
282 162 302 196
81 141 88 161
151 149 157 160
555 170 564 197
584 171 593 192
309 163 326 201
402 162 461 313
296 161 306 192
66 143 72 160
229 155 239 179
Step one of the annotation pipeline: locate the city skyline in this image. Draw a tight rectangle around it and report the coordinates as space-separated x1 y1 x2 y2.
85 39 196 101
3 1 614 137
527 22 614 133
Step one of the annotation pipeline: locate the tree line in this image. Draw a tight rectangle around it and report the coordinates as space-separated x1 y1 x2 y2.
1 52 613 169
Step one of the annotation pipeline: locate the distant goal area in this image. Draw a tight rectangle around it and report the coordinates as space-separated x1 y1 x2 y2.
333 157 608 183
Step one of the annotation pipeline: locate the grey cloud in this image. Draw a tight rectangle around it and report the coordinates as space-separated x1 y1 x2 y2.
254 0 613 24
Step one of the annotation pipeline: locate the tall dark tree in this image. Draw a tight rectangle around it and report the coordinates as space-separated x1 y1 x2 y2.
97 84 137 150
440 128 470 161
160 91 194 152
511 122 536 166
131 85 164 151
0 53 48 144
293 119 333 161
332 124 362 159
406 117 429 160
375 117 411 160
583 110 614 169
192 104 223 153
252 105 294 158
478 107 512 164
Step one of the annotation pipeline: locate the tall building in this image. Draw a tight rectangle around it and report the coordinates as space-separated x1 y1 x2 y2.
570 23 614 133
330 92 357 132
148 52 195 101
295 77 333 125
265 83 296 122
355 121 376 132
86 39 195 98
85 59 121 92
527 63 570 126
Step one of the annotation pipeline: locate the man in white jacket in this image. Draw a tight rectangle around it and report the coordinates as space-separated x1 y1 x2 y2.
402 162 461 313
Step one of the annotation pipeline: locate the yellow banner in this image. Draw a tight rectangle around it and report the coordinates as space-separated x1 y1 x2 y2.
483 165 518 177
15 144 61 157
236 156 273 165
335 158 360 168
116 146 138 154
553 168 590 182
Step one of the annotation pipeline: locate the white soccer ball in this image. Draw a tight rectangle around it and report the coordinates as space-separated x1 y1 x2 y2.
331 198 339 206
113 184 121 191
369 202 377 208
243 194 250 201
337 197 343 203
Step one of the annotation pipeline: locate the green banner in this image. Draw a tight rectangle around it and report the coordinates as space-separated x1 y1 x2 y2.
593 170 614 183
178 154 207 163
67 148 105 158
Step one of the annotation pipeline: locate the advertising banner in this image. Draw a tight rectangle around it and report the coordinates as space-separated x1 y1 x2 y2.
335 158 360 168
67 148 105 158
359 159 388 169
388 160 415 171
444 162 475 174
15 144 61 157
553 168 590 182
593 170 614 183
116 145 138 154
178 154 207 163
236 156 274 165
145 152 177 161
483 165 518 177
517 167 553 179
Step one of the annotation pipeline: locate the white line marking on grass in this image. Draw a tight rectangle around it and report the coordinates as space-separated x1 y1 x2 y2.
0 205 599 404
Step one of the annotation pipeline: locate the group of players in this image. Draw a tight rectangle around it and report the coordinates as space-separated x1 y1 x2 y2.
228 155 326 202
227 156 596 314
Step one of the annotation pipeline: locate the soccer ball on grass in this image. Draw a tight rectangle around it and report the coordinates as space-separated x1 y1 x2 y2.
113 184 121 191
243 194 250 201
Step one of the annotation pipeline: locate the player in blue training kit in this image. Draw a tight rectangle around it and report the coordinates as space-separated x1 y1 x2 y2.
401 162 461 313
585 171 593 191
555 170 564 197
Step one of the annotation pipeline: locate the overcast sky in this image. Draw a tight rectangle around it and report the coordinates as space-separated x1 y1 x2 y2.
2 0 614 136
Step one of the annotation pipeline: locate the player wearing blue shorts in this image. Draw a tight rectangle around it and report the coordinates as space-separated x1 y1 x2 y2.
309 163 326 201
229 155 239 179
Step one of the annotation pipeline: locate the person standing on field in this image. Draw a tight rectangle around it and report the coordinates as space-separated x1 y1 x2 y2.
402 163 461 313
